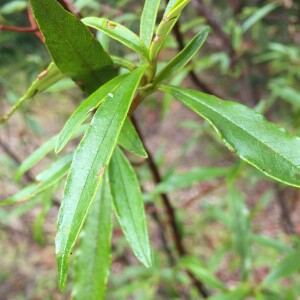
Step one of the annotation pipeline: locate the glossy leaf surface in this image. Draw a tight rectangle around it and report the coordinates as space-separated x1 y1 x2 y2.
140 0 160 48
56 66 145 290
149 0 190 62
73 173 112 300
155 27 209 83
55 75 126 153
31 0 116 94
82 17 149 60
161 85 300 188
109 147 152 268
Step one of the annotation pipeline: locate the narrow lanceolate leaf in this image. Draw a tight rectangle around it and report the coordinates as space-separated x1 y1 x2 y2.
251 234 290 253
227 186 251 281
118 118 148 158
161 85 300 188
111 56 137 71
33 189 53 245
140 0 161 48
109 147 152 268
263 248 300 286
208 285 250 300
82 17 149 60
16 125 88 181
154 27 209 83
73 173 112 300
0 62 63 124
55 75 126 153
180 256 225 290
242 3 278 33
149 0 190 63
30 0 116 94
56 66 146 291
1 154 72 206
16 134 58 181
152 166 230 195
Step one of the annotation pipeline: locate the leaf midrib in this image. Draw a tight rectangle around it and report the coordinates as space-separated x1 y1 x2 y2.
178 89 299 173
58 91 128 282
114 151 148 263
40 4 111 83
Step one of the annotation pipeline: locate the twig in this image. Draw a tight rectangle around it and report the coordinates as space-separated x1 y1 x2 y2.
0 25 38 32
178 181 223 209
146 202 176 265
275 185 295 235
131 115 209 298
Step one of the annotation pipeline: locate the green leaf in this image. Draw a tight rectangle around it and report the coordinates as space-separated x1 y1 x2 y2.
259 290 282 300
208 285 250 300
55 75 126 154
0 0 27 15
251 234 290 253
0 63 63 124
263 248 300 286
82 17 149 60
140 0 161 48
180 256 225 290
227 185 251 280
242 3 278 33
16 135 58 181
154 27 209 83
118 118 148 158
149 0 190 63
160 85 300 188
16 125 88 181
55 66 146 291
271 85 300 109
73 173 113 300
33 189 53 245
111 56 137 71
1 154 72 206
30 0 116 94
152 166 230 195
109 147 152 268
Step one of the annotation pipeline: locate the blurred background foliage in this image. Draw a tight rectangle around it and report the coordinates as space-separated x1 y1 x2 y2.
0 0 300 299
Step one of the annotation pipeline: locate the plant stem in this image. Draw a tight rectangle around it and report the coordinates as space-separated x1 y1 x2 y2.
0 25 38 32
131 115 210 298
275 184 295 235
146 202 176 265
